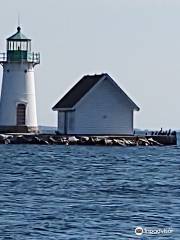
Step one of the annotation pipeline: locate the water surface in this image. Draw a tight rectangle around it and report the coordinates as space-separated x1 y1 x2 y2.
0 143 179 239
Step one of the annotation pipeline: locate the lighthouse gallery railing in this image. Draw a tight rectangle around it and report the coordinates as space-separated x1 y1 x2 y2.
0 52 40 64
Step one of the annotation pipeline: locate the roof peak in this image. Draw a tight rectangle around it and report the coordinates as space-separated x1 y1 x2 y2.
17 26 21 32
7 26 31 41
83 73 108 79
85 73 107 76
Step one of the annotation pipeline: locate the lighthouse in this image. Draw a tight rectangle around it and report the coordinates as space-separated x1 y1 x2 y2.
0 26 40 133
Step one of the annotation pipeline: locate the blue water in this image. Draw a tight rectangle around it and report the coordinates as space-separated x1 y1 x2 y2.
0 140 179 239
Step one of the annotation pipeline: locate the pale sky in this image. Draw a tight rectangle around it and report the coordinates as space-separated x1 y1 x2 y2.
0 0 180 130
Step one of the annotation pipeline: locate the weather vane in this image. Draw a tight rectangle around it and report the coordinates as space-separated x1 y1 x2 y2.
18 13 20 27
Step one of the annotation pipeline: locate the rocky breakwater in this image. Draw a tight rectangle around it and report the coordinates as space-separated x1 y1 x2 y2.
0 134 177 146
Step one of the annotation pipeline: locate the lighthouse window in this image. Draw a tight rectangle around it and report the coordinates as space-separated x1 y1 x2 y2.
21 42 27 51
7 41 18 51
16 104 26 125
7 41 10 50
14 42 16 50
8 41 12 50
21 42 24 50
17 42 21 51
7 41 30 51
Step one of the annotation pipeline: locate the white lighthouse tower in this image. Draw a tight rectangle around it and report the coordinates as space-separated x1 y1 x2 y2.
0 26 40 133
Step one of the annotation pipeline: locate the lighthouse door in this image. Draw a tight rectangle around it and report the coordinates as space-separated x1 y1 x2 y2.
16 104 26 125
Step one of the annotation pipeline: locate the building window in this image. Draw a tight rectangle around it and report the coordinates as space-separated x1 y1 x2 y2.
16 104 26 125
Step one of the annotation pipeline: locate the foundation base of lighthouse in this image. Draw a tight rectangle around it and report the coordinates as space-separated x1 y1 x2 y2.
0 126 39 134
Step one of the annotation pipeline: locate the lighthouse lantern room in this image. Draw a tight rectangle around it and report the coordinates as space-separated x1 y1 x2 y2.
0 26 40 133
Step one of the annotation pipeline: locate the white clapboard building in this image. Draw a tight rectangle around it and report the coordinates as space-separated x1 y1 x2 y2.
53 73 140 135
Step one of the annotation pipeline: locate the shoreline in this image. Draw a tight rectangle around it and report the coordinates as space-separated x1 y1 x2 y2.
0 134 177 146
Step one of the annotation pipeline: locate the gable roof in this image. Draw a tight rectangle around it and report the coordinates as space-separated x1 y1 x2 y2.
107 75 140 111
52 73 140 111
52 74 106 110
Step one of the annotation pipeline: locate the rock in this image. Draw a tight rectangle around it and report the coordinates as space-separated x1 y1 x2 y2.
0 134 7 140
113 139 126 146
137 138 150 146
127 140 136 146
104 138 113 145
90 138 99 145
98 138 107 145
81 136 89 142
57 138 67 145
11 135 29 144
0 134 13 144
148 138 163 146
48 136 57 144
122 139 135 146
78 136 90 145
67 136 79 144
122 139 137 146
0 137 6 144
4 138 11 144
30 136 49 145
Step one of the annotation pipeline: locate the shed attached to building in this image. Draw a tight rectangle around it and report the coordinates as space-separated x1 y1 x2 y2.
52 73 140 135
